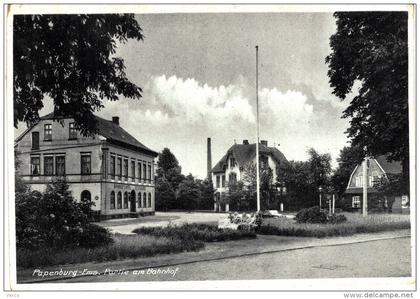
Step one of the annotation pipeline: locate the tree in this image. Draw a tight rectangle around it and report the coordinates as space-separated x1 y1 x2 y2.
155 177 176 211
374 174 407 212
277 148 332 210
331 145 364 197
197 179 215 210
14 14 143 135
241 161 274 210
156 148 184 191
277 160 313 209
326 12 409 193
307 148 331 190
177 174 201 212
226 180 251 211
157 148 180 176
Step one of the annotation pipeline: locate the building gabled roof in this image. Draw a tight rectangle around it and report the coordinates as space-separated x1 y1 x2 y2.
15 112 158 157
375 155 403 174
211 142 289 173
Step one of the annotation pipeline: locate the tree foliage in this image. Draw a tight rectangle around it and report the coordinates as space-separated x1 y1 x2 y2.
277 148 332 209
326 12 409 192
197 179 215 210
155 148 213 211
331 145 364 197
177 174 201 212
15 178 112 250
154 177 176 211
14 14 143 134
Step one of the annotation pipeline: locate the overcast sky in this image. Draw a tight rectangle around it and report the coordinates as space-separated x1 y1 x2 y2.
15 13 352 179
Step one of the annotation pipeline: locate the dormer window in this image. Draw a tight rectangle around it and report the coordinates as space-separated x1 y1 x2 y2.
69 122 77 139
44 124 52 141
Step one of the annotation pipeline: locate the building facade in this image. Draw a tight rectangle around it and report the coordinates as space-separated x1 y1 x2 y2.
210 139 288 211
15 113 158 220
344 156 409 213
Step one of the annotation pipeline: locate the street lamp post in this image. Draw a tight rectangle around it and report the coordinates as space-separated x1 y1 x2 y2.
277 182 284 212
318 186 323 211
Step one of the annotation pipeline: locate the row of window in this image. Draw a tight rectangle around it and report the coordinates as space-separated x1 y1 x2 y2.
31 123 77 149
109 155 152 182
215 172 238 188
30 153 91 175
355 171 380 187
352 195 409 209
109 191 152 209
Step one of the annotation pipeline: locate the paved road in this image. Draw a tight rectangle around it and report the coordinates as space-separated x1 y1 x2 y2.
63 237 411 283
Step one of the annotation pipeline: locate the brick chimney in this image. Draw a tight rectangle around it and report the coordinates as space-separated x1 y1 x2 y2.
112 116 119 126
261 140 268 147
243 139 249 145
207 138 212 181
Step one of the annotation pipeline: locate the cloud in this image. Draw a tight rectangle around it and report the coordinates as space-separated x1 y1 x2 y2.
97 74 348 178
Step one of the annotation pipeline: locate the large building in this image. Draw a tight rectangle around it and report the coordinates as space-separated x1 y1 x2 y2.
210 139 289 211
344 155 409 213
14 112 158 220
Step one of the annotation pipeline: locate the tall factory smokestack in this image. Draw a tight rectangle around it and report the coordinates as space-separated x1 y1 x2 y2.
207 137 212 181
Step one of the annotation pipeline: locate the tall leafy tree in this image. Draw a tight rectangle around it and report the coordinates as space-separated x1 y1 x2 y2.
177 174 201 212
331 145 364 197
277 148 332 209
14 14 143 134
155 148 184 210
155 177 176 211
326 12 409 193
241 161 274 210
197 179 215 210
307 148 332 190
156 148 181 177
156 148 184 190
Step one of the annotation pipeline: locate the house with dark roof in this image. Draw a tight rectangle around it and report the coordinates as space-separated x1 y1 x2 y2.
344 155 409 213
210 139 289 212
14 112 158 220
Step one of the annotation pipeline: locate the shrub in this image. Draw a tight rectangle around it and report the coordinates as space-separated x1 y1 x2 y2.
133 223 256 242
327 214 347 224
15 179 113 250
78 224 114 248
296 206 329 224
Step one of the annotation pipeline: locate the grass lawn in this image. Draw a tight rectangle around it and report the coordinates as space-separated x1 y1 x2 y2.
96 215 181 227
17 224 255 269
17 233 203 269
133 223 257 242
258 212 411 238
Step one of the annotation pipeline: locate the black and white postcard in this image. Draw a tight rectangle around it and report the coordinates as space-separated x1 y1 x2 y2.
3 3 417 296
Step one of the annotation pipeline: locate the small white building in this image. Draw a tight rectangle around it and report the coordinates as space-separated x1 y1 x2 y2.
210 140 288 211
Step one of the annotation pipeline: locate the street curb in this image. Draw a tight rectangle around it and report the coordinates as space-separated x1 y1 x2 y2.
19 233 411 284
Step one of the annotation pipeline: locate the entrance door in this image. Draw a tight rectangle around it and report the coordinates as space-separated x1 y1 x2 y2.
130 190 136 212
81 190 91 203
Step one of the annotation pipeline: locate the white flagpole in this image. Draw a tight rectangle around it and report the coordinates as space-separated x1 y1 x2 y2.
256 45 261 212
